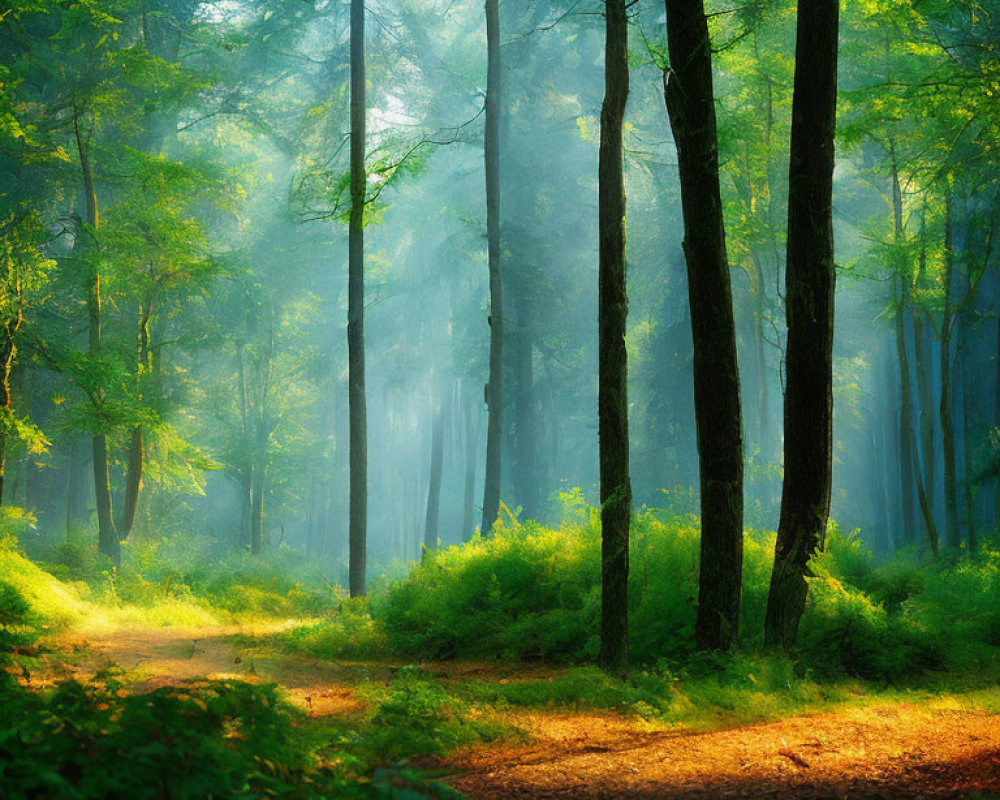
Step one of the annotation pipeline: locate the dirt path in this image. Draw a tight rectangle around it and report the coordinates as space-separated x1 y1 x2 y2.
36 627 1000 799
450 704 1000 799
46 624 361 717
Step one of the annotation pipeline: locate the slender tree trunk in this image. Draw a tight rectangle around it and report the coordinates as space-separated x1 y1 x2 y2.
898 278 940 556
481 0 504 537
75 113 118 567
119 300 152 539
598 0 631 678
250 465 264 555
664 0 744 651
423 407 445 553
513 294 539 519
463 395 479 541
889 155 917 546
348 0 368 596
764 0 839 650
961 353 977 553
913 207 936 539
941 193 960 549
996 299 1000 528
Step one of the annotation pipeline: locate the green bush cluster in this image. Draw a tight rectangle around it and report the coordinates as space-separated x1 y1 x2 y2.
0 667 469 800
359 507 1000 683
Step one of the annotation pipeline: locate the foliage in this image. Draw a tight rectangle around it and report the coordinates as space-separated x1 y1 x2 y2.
0 672 455 800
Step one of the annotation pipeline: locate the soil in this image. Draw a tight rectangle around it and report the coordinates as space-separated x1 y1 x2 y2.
29 626 1000 799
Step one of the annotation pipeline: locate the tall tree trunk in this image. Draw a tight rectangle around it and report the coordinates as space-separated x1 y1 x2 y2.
913 206 936 540
423 407 445 553
940 193 960 549
764 0 839 649
961 352 977 553
348 0 368 596
75 113 118 567
463 394 479 541
889 154 917 546
481 0 504 537
250 465 264 555
664 0 744 651
598 0 631 678
119 299 152 539
513 294 539 519
898 278 940 556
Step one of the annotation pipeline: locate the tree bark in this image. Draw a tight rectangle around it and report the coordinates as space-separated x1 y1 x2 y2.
913 209 936 542
598 0 631 678
764 0 839 650
513 294 539 519
423 406 444 552
940 192 960 549
348 0 368 596
664 0 744 651
250 464 264 555
463 394 479 541
75 113 118 567
481 0 504 537
119 299 152 540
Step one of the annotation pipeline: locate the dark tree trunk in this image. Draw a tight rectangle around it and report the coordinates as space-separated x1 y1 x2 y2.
940 193 960 549
913 210 936 541
664 0 744 651
348 0 368 596
481 0 504 537
463 394 479 542
764 0 839 650
250 465 264 555
119 300 152 540
899 279 940 557
889 157 917 547
598 0 631 678
423 407 445 553
513 295 539 519
75 114 118 567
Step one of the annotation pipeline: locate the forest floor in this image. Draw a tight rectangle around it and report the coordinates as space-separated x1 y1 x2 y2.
27 625 1000 799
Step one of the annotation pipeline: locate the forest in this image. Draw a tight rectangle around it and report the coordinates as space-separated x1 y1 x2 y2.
0 0 999 797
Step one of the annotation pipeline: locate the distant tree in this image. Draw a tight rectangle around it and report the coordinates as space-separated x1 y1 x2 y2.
423 405 444 553
481 0 504 537
663 0 745 651
765 0 840 649
598 0 630 678
348 0 368 596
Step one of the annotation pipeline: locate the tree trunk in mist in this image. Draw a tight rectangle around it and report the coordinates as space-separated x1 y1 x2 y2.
889 157 917 547
423 407 444 552
940 194 960 550
996 304 1000 528
0 329 22 506
481 0 504 538
598 0 630 678
750 258 770 450
664 0 744 652
764 0 838 650
75 115 118 567
898 279 940 557
961 353 977 553
514 296 539 519
913 212 935 542
348 0 368 596
119 300 152 540
250 465 264 555
463 396 479 541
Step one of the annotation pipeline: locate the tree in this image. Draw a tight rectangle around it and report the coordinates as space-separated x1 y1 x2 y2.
765 0 840 649
598 0 631 678
348 0 368 597
663 0 745 651
481 0 504 537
